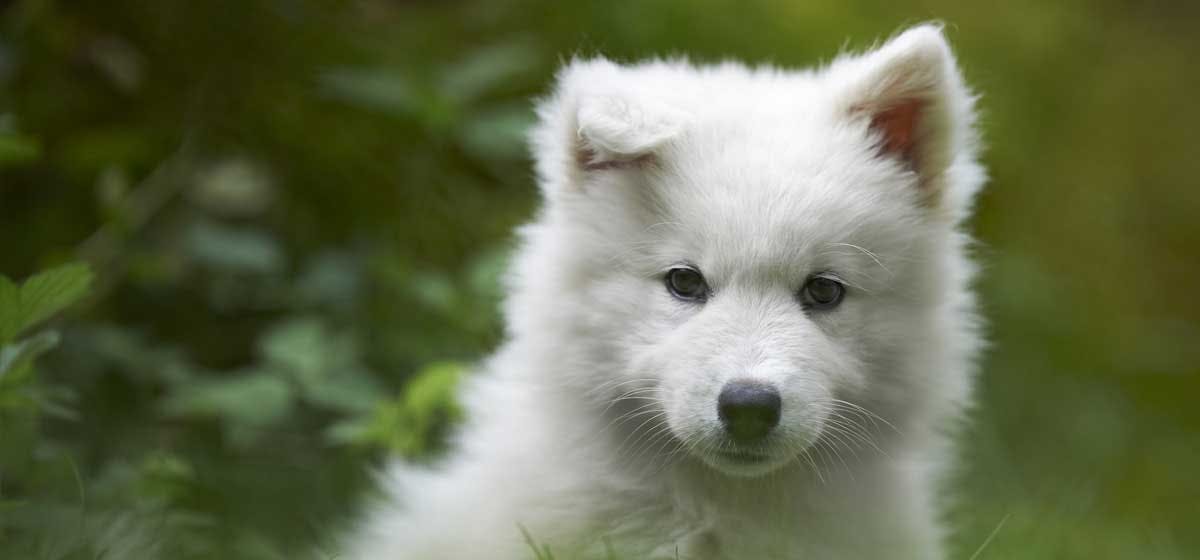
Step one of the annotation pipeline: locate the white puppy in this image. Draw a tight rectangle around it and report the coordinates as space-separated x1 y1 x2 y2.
346 24 985 560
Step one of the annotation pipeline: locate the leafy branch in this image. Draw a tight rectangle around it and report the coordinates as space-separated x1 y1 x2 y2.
0 263 93 383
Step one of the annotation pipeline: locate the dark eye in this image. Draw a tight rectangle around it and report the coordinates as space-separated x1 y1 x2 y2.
800 275 845 310
665 266 709 302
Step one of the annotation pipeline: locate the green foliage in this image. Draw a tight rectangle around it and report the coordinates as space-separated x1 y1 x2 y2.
0 263 93 346
328 361 464 457
0 263 91 406
162 370 294 445
0 132 41 167
1 0 1198 558
521 524 559 560
0 264 94 557
0 331 60 389
0 115 43 167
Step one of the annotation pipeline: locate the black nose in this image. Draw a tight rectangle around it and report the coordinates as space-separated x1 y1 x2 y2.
718 381 781 442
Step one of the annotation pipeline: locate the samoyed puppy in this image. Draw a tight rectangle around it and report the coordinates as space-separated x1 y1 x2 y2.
346 24 985 560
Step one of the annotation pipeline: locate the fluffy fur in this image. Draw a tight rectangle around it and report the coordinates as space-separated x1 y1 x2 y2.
346 24 985 560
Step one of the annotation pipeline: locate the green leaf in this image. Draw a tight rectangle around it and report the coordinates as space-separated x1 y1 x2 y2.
406 270 457 313
0 132 42 167
0 275 19 345
185 221 283 275
327 362 463 455
467 247 510 304
161 370 293 447
258 317 328 383
317 68 420 118
14 262 94 339
402 361 463 423
459 104 536 162
301 368 381 414
438 42 540 104
0 330 61 384
257 317 382 413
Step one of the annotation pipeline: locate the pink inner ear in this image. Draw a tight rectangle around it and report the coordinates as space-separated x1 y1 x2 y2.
575 144 654 172
870 99 923 167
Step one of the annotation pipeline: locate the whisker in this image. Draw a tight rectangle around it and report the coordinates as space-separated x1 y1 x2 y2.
598 388 661 416
826 242 893 277
828 399 901 435
585 377 659 399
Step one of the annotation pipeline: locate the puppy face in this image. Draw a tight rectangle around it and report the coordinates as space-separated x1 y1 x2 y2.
527 26 980 477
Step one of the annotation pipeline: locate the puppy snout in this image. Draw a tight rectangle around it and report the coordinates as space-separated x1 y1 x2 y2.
717 380 781 442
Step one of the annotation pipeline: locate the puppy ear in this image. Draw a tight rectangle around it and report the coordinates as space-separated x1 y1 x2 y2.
531 59 688 192
574 94 687 171
830 25 977 201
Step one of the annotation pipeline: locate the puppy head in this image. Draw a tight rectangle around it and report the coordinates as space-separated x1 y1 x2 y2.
525 25 982 477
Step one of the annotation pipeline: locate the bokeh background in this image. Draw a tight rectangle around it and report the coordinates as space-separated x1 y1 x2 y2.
2 1 1198 558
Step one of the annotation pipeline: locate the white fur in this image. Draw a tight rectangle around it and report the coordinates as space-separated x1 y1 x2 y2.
345 24 985 560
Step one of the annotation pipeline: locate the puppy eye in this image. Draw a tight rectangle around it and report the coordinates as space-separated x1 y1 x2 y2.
800 275 845 310
665 266 709 302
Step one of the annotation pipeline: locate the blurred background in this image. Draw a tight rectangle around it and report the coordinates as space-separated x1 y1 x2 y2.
1 0 1197 558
